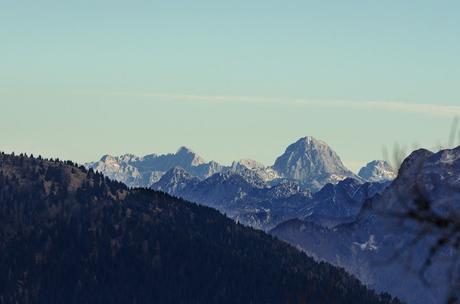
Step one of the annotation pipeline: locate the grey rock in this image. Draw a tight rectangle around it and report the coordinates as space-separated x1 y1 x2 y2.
273 136 358 191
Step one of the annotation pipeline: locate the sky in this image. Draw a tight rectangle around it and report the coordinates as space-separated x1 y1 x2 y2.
1 1 459 172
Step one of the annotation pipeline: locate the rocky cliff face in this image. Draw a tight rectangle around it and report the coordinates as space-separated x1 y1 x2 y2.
273 137 358 191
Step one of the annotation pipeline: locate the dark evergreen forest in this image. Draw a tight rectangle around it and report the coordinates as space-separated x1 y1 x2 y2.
0 153 401 304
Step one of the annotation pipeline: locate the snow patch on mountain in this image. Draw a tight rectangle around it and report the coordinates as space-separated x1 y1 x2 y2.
229 159 280 182
86 147 224 187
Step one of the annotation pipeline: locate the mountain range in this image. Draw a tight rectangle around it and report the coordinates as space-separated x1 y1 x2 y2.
87 147 223 187
153 169 389 230
88 136 396 230
87 136 396 190
0 152 401 304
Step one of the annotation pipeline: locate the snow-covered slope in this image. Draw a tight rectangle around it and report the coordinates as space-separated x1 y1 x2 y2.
86 154 152 187
229 159 280 182
358 160 397 182
273 136 359 191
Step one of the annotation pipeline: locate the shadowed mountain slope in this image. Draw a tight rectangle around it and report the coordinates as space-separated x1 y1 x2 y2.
271 147 460 304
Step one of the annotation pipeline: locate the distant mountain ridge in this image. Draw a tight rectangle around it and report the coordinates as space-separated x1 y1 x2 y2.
88 137 396 230
152 167 389 230
87 147 223 187
87 136 395 191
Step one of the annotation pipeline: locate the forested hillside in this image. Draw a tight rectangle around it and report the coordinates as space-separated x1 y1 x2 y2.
0 153 401 304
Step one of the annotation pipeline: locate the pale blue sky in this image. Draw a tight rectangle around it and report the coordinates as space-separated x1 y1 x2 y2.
1 1 459 171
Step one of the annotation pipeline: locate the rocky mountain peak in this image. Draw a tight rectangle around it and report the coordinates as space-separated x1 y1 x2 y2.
273 136 356 191
358 160 397 182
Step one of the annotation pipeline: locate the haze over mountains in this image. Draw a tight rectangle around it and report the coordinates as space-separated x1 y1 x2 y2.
88 136 394 190
88 136 397 230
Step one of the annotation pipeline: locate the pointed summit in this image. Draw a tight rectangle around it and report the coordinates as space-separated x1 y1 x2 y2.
358 160 397 182
273 136 357 191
